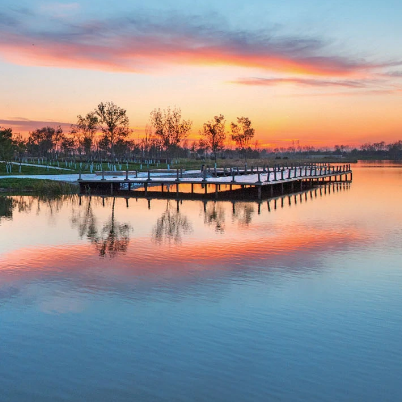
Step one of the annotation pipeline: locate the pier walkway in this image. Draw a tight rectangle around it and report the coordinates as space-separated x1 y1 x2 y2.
78 163 352 200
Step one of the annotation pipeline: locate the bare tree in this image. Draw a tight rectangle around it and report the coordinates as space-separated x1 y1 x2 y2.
201 114 226 163
231 117 255 161
72 112 99 157
94 102 131 160
149 107 192 162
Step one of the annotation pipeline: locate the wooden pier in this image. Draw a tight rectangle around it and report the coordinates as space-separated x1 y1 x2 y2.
78 163 353 200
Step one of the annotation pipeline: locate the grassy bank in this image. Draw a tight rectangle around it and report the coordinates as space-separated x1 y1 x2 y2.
0 178 79 195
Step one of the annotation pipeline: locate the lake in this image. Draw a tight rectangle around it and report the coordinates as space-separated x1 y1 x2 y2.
1 161 401 401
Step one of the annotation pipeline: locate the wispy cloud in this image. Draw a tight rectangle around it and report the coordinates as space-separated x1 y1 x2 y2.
0 118 71 133
0 9 399 76
382 71 402 77
231 77 375 88
40 2 80 18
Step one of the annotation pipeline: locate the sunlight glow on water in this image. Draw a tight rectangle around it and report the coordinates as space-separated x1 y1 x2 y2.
1 162 402 401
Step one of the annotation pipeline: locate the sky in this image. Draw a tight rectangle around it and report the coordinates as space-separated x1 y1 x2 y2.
0 0 401 149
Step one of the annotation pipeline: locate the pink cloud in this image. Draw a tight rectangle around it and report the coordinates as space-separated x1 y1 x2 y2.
0 10 398 76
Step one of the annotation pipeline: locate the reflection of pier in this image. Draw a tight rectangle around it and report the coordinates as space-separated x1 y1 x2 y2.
97 181 351 216
78 164 352 200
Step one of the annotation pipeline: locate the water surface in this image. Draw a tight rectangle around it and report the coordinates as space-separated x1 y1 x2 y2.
1 162 402 401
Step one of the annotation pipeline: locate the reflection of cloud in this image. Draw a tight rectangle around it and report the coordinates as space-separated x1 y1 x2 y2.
0 286 19 303
39 294 85 314
0 9 399 75
0 226 367 282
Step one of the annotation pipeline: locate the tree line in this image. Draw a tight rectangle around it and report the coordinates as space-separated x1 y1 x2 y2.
1 101 402 162
0 102 255 162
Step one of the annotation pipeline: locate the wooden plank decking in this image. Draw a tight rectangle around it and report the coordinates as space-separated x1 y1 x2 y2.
78 164 353 200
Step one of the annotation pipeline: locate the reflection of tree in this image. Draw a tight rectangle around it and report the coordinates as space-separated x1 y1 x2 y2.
232 202 255 226
0 197 14 223
71 196 97 239
0 195 36 224
71 196 131 258
152 200 192 244
203 201 225 233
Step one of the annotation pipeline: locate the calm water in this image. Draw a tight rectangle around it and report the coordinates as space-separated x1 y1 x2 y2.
1 162 402 401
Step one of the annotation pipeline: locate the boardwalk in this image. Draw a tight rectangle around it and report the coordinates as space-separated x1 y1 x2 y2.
78 164 353 200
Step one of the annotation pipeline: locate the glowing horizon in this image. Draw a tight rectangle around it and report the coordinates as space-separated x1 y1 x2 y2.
1 1 401 148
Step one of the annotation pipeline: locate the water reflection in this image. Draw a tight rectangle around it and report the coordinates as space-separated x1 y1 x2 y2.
0 197 14 223
152 200 192 244
0 181 351 260
203 201 226 233
71 196 132 258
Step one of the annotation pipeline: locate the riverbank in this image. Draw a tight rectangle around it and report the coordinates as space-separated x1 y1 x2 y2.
0 178 79 195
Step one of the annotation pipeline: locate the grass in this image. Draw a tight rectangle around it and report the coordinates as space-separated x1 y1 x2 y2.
0 178 79 195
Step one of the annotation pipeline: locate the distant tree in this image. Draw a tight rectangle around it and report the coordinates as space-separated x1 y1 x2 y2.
201 114 226 163
230 117 255 161
149 107 192 161
0 127 15 160
94 102 131 160
27 126 63 158
61 135 76 157
13 133 27 159
72 112 99 157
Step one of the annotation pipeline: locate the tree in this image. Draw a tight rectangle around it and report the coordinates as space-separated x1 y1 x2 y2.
149 107 192 161
27 126 63 157
61 135 76 157
231 117 255 161
94 102 131 160
72 112 99 157
0 127 15 161
201 114 226 162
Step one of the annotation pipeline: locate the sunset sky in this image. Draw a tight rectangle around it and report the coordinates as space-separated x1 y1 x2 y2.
1 0 401 148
